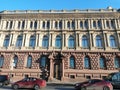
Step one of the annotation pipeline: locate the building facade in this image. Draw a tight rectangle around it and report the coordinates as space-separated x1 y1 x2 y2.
0 7 120 82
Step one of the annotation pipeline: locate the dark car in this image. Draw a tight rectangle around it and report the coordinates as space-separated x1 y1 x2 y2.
0 75 10 87
75 79 113 90
104 72 120 89
12 77 46 90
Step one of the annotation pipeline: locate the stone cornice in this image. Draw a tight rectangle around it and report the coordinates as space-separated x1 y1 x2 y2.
0 12 120 19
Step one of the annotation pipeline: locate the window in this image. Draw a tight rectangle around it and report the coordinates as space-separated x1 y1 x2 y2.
29 35 36 48
0 56 4 68
55 21 58 28
84 20 88 29
6 21 9 29
96 35 102 48
68 36 75 49
30 21 33 29
14 55 18 68
93 21 96 28
84 56 91 69
67 21 70 29
47 21 50 29
42 36 48 48
110 35 116 48
34 21 37 29
3 35 10 47
106 21 110 28
42 21 45 28
82 35 88 48
114 57 120 68
55 36 62 49
99 57 106 69
80 21 83 28
98 20 101 29
111 20 115 29
22 21 25 29
40 56 46 67
27 56 32 68
70 56 75 69
18 21 21 29
72 21 75 29
16 35 23 47
10 21 13 29
59 21 62 29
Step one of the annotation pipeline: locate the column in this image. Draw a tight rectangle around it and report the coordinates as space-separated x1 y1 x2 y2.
22 34 26 47
61 59 65 81
89 33 92 49
117 33 120 48
35 33 39 47
49 58 53 81
101 19 104 30
114 19 118 29
62 33 64 49
103 33 107 49
9 34 13 46
76 33 78 48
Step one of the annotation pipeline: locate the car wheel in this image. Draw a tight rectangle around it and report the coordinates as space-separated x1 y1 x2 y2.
103 86 110 90
81 87 86 90
13 84 19 90
0 82 3 87
34 84 40 90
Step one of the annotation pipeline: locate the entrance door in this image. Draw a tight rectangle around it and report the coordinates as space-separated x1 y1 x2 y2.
54 63 62 80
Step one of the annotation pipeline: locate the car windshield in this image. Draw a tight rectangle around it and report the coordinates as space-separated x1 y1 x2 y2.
105 73 115 80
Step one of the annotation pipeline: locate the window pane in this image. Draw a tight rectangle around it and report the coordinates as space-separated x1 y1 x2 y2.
29 36 36 47
55 36 61 48
70 56 75 68
27 56 32 68
84 57 90 69
3 35 10 47
68 36 74 48
100 57 105 69
0 56 4 67
14 56 18 68
40 57 46 67
110 36 116 47
114 57 120 68
16 36 23 47
82 36 88 48
42 36 48 48
96 36 102 47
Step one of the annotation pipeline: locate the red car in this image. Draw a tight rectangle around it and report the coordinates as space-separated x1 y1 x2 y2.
12 77 46 90
75 79 113 90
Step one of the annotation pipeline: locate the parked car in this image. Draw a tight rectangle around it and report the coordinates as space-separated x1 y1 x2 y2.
0 75 10 87
75 79 113 90
104 72 120 89
12 77 46 90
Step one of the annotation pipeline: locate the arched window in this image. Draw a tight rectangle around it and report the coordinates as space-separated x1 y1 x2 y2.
84 56 91 69
59 21 62 29
70 56 75 69
14 55 18 68
72 21 75 29
68 36 74 49
40 56 46 67
30 21 33 29
110 35 116 48
27 55 32 68
0 56 4 68
42 21 45 28
29 35 36 48
55 36 62 49
99 57 106 69
82 35 88 48
10 21 13 29
22 21 25 29
3 35 10 47
96 35 102 47
114 57 120 68
42 36 49 48
16 35 23 47
34 21 37 29
18 21 21 29
67 21 70 29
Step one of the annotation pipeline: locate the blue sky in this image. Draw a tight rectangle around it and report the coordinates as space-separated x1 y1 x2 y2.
0 0 119 11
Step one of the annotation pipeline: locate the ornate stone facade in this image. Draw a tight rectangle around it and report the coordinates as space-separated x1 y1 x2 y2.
0 8 120 82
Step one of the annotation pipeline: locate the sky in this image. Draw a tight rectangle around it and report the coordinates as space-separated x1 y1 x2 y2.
0 0 120 11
